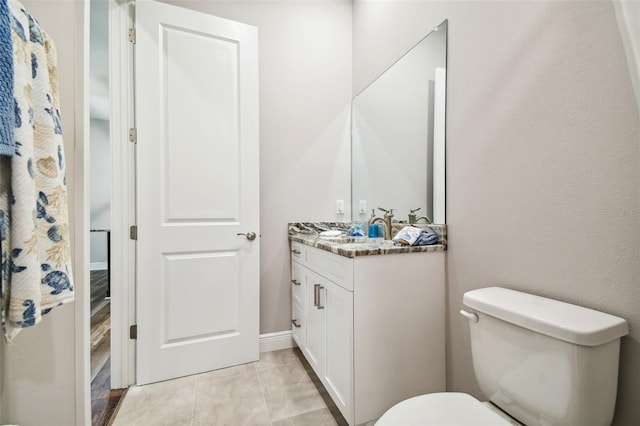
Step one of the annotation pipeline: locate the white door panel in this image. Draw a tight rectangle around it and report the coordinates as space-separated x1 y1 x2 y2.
163 251 239 344
163 26 240 222
135 0 259 385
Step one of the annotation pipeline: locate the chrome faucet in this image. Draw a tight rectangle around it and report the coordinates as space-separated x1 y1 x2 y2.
408 207 432 225
368 207 394 240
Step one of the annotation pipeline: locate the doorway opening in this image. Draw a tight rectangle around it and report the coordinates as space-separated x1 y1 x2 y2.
88 0 125 423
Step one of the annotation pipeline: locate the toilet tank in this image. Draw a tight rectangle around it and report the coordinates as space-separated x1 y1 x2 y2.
463 287 628 426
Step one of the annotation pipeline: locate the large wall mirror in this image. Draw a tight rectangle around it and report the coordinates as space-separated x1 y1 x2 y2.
352 20 447 225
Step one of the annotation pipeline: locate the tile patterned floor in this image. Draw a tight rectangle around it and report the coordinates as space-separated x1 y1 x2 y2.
113 348 348 426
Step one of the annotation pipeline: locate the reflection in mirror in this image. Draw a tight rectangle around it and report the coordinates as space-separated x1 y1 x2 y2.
352 20 447 225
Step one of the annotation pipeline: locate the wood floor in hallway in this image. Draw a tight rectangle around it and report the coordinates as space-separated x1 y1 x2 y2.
90 270 125 425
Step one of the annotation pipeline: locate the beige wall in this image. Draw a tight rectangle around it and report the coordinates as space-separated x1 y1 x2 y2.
161 0 353 334
0 1 80 425
354 1 640 424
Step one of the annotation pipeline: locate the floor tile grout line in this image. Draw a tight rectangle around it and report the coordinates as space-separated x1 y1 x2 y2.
254 361 274 426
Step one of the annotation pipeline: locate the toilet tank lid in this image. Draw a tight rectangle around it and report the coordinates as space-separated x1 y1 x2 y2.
463 287 629 346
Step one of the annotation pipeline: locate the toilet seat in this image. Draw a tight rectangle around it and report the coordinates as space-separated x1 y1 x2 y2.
375 392 517 425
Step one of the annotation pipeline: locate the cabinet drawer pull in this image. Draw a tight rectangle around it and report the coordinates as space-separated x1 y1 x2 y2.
291 279 301 286
292 249 301 255
314 284 320 307
317 286 325 310
291 319 301 328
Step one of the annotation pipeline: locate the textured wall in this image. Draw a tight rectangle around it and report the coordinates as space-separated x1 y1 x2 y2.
161 0 353 334
353 1 640 424
0 1 79 424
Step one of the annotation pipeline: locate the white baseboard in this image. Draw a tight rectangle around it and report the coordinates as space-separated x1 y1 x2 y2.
90 262 108 271
259 330 294 353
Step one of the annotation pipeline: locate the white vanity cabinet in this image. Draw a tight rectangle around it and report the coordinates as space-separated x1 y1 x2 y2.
290 241 445 425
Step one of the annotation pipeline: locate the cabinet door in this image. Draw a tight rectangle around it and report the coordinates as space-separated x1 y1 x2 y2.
323 279 354 424
305 270 326 378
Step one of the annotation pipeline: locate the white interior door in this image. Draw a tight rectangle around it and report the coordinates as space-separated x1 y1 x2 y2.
135 0 259 385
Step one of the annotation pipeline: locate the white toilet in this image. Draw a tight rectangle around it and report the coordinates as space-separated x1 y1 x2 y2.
376 287 629 425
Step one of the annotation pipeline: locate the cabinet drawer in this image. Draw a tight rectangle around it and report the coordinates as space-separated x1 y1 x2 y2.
291 262 305 306
306 245 354 291
291 301 306 349
291 241 305 264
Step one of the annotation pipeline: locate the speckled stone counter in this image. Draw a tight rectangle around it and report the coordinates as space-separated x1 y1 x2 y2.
288 222 447 258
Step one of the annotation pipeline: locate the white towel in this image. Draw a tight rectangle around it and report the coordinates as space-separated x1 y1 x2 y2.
392 226 423 246
0 1 74 342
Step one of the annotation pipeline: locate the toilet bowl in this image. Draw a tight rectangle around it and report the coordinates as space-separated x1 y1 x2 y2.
375 393 520 426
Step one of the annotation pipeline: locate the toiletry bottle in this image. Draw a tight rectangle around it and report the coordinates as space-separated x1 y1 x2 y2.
368 209 378 238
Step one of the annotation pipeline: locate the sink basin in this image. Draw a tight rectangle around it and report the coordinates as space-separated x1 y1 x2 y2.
337 240 394 250
318 236 352 242
337 243 380 250
319 236 369 243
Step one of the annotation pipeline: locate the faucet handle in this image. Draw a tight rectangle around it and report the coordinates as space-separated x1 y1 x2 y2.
410 207 421 214
378 207 394 218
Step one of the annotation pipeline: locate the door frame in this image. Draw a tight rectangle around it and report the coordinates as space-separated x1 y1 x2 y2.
107 0 136 391
75 1 90 424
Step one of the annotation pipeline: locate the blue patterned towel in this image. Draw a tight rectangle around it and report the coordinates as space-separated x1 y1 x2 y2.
0 1 74 342
0 0 15 156
412 229 439 246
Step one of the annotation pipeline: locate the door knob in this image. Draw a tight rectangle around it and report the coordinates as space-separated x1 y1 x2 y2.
237 231 257 241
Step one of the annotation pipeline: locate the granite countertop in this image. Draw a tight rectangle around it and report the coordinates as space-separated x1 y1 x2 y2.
288 222 447 259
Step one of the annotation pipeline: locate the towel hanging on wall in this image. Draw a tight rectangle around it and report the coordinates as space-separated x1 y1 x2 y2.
0 0 74 342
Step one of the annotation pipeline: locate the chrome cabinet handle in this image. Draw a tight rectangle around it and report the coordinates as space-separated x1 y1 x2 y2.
314 284 320 307
460 309 479 323
237 232 257 241
317 286 325 310
292 249 301 255
291 319 301 328
291 279 301 286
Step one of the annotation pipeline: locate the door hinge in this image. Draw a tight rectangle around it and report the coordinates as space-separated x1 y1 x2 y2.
128 28 136 44
129 128 137 144
129 225 138 240
129 324 137 339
